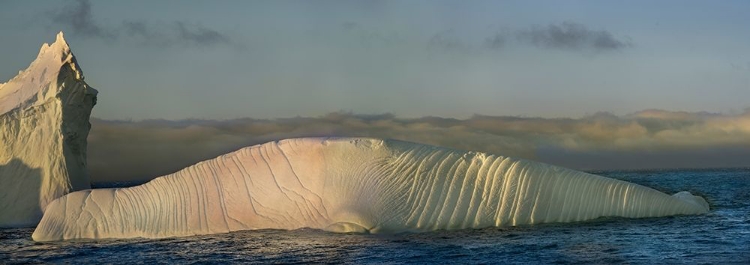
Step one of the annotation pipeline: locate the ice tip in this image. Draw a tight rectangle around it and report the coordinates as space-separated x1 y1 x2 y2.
39 31 71 56
56 31 65 42
672 191 710 213
53 31 70 49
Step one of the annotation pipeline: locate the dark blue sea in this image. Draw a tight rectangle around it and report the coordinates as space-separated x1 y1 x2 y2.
1 168 748 264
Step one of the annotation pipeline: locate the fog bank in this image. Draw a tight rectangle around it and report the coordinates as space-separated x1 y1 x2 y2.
88 109 750 182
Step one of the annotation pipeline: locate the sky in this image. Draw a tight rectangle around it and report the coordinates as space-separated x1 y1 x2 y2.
1 0 750 181
1 0 748 120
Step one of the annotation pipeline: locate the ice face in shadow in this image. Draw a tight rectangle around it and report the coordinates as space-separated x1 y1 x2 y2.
33 138 708 241
0 159 43 226
0 32 98 227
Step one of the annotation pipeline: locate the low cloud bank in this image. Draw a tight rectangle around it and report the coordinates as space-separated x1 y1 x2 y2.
88 109 750 182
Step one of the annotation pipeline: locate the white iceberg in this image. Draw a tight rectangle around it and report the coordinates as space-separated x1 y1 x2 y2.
0 32 97 227
33 138 708 241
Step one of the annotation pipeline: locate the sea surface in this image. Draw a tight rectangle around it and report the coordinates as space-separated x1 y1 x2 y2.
1 168 748 264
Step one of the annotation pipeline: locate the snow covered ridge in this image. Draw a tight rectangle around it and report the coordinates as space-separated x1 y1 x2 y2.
0 32 98 227
33 138 708 241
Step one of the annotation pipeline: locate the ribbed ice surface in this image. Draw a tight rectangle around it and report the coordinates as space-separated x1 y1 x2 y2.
32 138 708 241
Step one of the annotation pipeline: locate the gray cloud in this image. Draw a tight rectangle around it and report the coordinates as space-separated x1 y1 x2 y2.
87 109 750 183
516 22 631 51
51 0 115 40
484 34 506 50
340 21 627 54
122 21 150 38
341 21 358 31
428 29 467 51
340 22 406 48
50 0 236 48
424 22 630 52
175 22 230 47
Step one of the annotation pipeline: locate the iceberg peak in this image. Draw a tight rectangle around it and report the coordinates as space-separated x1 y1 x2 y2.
0 31 92 115
37 31 72 63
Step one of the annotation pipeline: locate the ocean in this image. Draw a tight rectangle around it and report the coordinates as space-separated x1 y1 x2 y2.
1 168 748 264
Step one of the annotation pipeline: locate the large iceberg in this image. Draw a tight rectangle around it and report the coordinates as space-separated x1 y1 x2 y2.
33 138 708 241
0 32 97 227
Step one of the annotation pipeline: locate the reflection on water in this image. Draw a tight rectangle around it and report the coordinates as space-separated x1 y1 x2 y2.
2 169 749 264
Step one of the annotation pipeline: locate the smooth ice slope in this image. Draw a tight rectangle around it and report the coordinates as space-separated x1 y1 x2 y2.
0 32 97 227
33 138 708 241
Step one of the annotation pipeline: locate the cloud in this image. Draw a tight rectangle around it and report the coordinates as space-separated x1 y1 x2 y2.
174 22 230 47
516 22 631 51
341 21 358 31
484 34 506 49
428 22 630 53
340 22 406 48
428 29 468 51
50 0 115 40
122 21 150 38
86 110 750 183
49 0 237 48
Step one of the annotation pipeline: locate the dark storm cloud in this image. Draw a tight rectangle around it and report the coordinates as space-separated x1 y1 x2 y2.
87 110 750 183
516 22 631 51
49 0 236 48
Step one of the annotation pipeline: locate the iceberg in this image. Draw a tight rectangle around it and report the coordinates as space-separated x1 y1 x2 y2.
33 138 708 241
0 32 97 227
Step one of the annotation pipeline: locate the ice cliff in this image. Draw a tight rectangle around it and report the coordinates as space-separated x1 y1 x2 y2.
33 138 708 241
0 32 98 227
